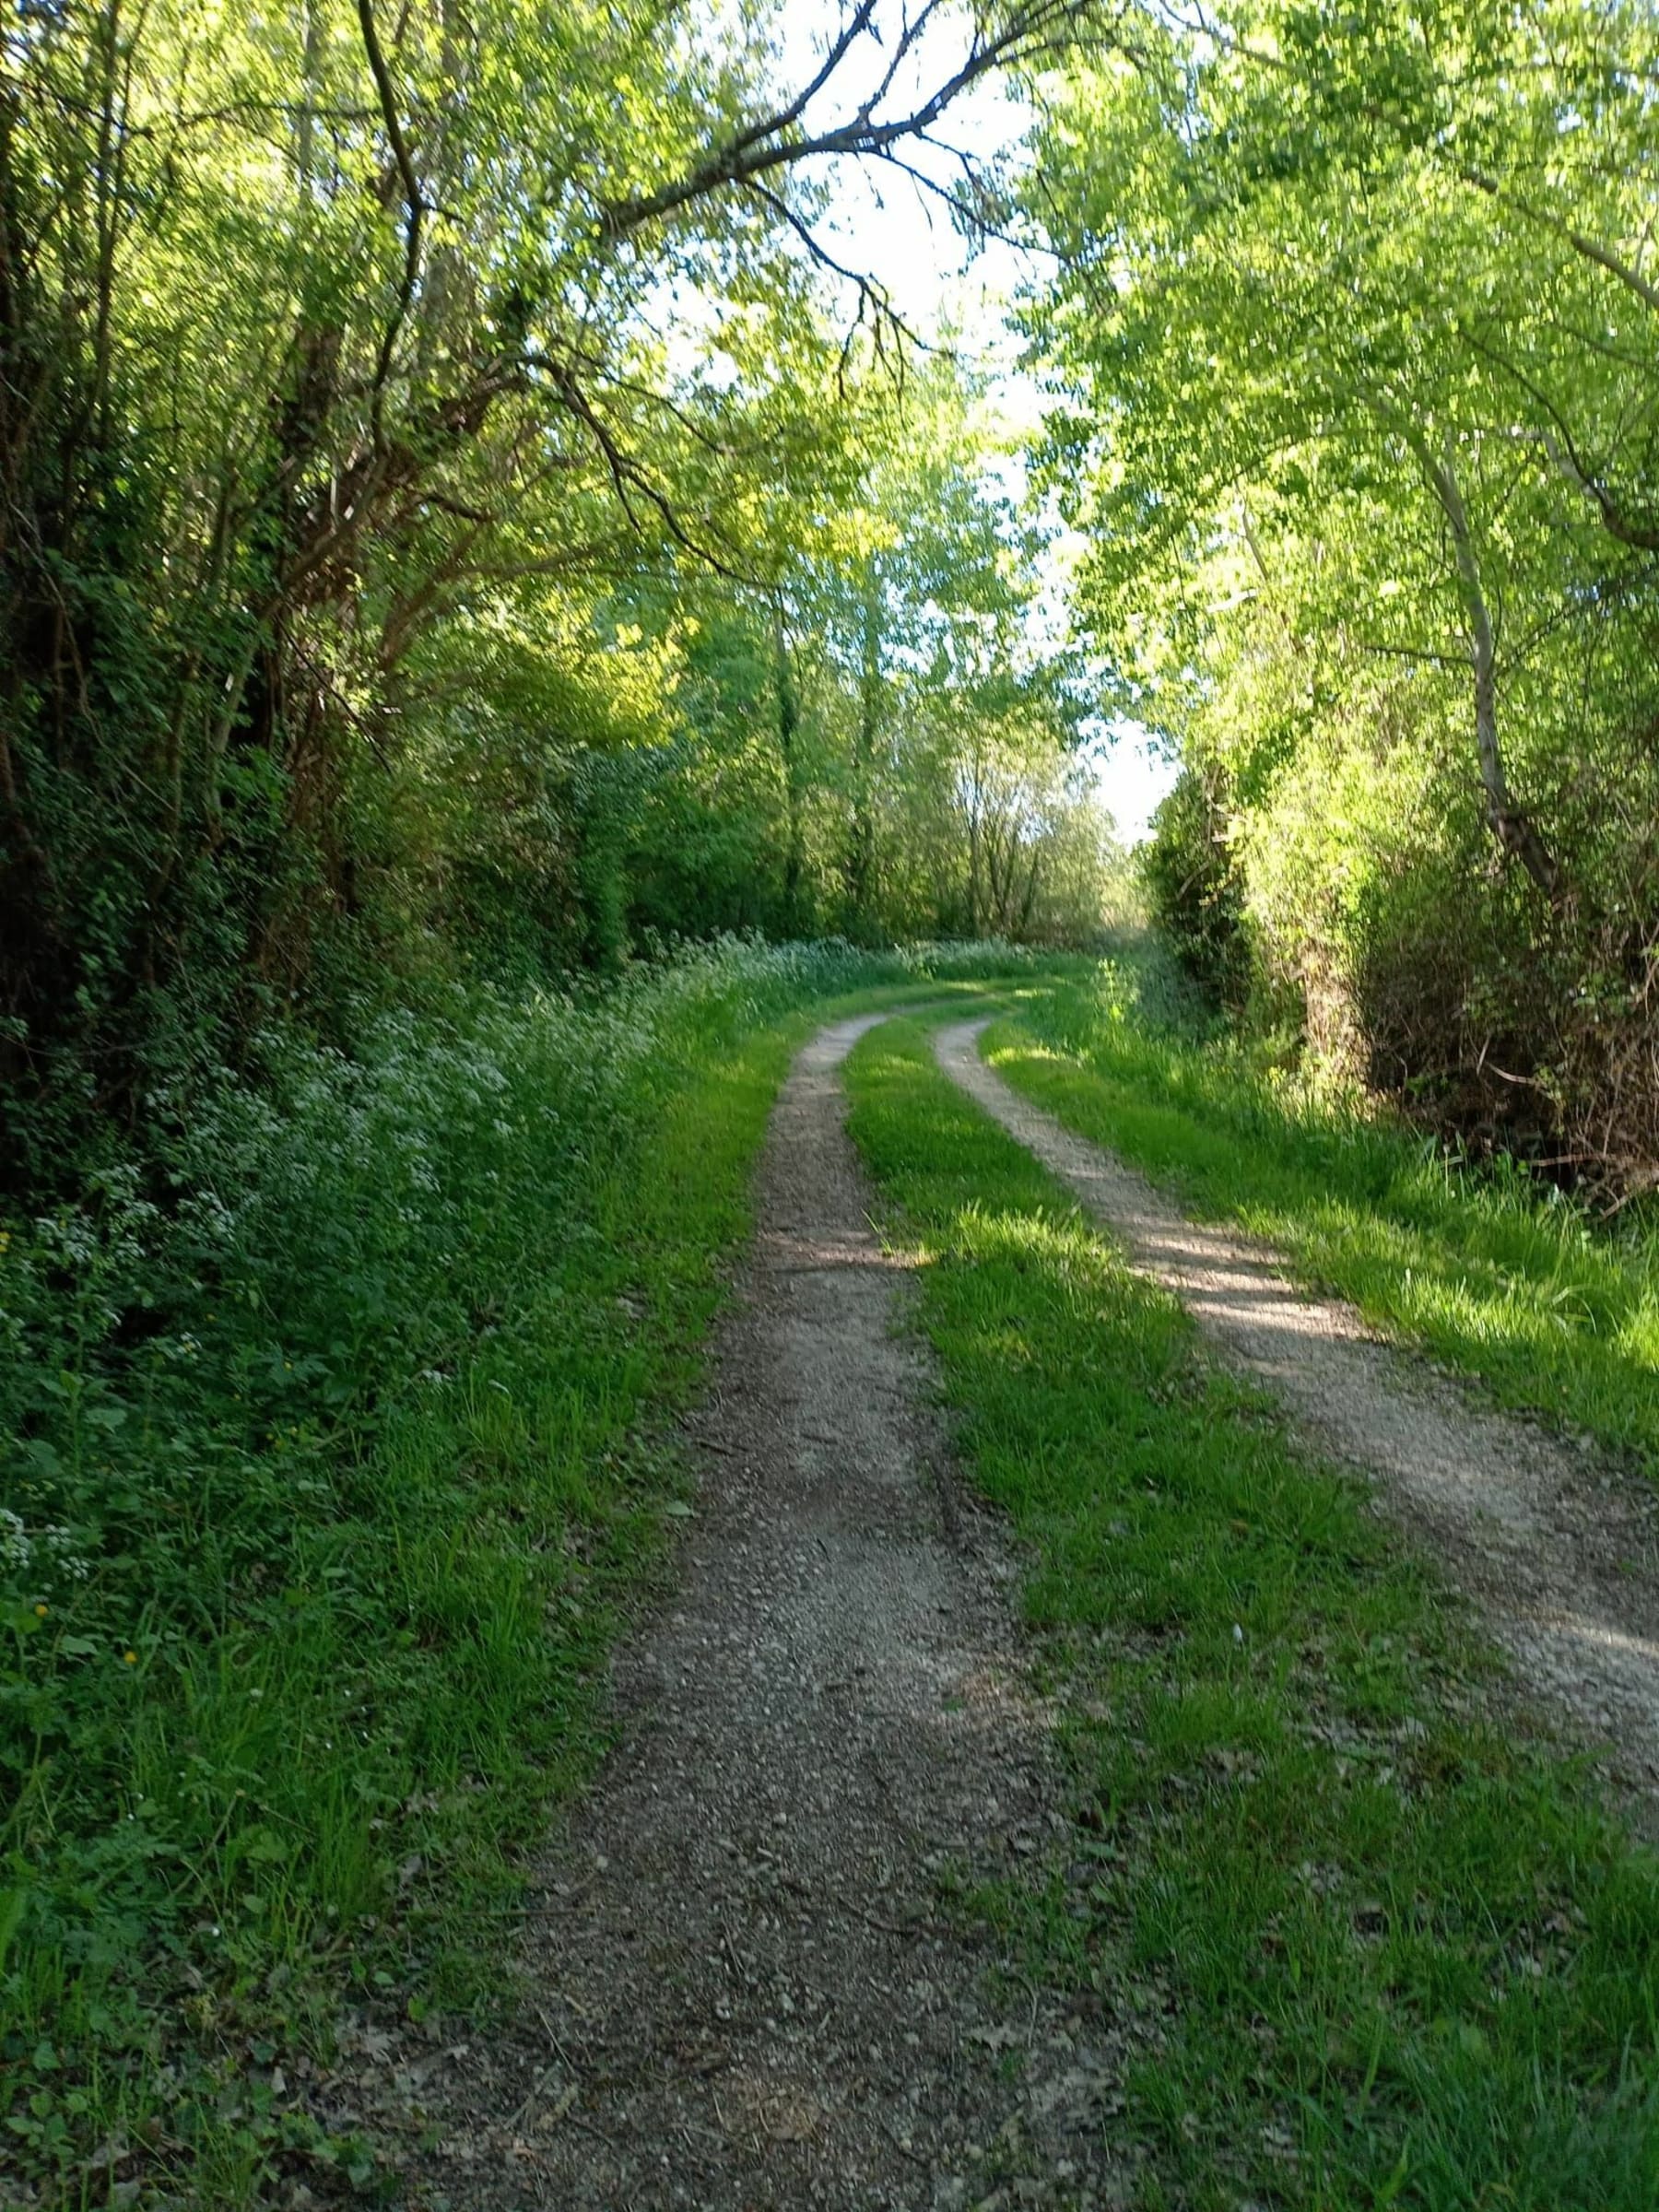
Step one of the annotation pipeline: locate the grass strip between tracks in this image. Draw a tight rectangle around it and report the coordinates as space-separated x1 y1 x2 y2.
845 1012 1659 2212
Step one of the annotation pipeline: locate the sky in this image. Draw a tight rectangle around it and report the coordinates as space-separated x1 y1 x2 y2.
770 4 1180 843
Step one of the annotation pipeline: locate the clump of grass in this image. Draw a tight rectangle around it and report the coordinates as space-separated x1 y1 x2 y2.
988 947 1659 1476
0 939 1030 2207
845 1015 1659 2212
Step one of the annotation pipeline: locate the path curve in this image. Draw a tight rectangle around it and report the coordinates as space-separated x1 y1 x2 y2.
416 1015 1131 2211
936 1018 1659 1806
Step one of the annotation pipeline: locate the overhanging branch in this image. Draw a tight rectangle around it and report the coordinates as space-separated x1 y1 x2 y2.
357 0 426 447
597 1 1096 244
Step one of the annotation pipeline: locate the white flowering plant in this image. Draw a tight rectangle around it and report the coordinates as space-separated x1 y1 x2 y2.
0 931 1044 2195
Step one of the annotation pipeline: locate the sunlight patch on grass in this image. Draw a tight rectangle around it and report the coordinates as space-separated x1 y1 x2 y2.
846 1012 1659 2212
983 954 1659 1478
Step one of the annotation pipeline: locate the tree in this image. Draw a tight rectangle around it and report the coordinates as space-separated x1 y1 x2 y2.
1027 0 1659 1170
0 0 1111 1183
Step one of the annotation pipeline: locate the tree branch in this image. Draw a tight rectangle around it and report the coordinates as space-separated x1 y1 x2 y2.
357 0 426 447
1458 161 1659 318
527 355 751 582
597 0 1093 243
1402 418 1563 901
744 177 927 357
1454 318 1659 552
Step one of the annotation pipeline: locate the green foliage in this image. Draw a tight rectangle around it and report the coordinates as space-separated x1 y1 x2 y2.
1137 768 1251 1009
846 1007 1659 2211
0 2 1117 1200
1027 0 1659 1182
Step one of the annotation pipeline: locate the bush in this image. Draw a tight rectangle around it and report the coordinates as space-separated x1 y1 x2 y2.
1234 719 1659 1189
1138 766 1252 1009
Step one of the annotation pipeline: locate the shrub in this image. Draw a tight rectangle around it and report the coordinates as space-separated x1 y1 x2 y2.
1139 766 1252 1009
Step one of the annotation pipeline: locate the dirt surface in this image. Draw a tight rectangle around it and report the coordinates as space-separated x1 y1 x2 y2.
936 1017 1659 1811
410 1016 1135 2211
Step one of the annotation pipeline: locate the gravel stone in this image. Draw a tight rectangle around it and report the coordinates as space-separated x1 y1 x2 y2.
407 1015 1137 2210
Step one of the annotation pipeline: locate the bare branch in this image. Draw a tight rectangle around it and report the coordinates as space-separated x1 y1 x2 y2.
722 1 883 161
357 0 426 446
529 355 752 582
871 141 1059 260
744 177 928 355
597 0 1094 244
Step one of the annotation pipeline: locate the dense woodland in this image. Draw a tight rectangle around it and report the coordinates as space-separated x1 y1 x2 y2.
1050 4 1659 1187
0 0 1112 1202
5 2 1659 2204
4 2 1656 1206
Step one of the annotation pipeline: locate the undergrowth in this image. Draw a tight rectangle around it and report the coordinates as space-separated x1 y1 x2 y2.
0 936 1050 2208
990 943 1659 1477
845 1013 1659 2212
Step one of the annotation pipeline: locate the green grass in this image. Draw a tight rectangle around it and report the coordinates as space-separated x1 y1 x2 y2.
0 942 1050 2209
15 931 1652 2207
844 1013 1659 2212
985 947 1659 1478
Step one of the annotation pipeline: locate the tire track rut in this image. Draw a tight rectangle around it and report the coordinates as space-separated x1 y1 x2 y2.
415 1015 1132 2211
935 1016 1659 1812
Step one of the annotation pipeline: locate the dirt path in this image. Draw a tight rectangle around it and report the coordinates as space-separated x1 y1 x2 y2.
415 1016 1131 2211
935 1017 1659 1809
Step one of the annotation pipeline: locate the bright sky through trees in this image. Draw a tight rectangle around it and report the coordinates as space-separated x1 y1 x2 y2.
773 4 1177 839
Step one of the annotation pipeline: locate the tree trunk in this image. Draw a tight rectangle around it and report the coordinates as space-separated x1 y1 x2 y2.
1414 429 1563 901
773 601 806 933
846 559 880 934
965 740 983 935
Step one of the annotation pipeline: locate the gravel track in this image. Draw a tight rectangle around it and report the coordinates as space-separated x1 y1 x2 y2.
411 1015 1135 2211
935 1016 1659 1811
409 1005 1659 2211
